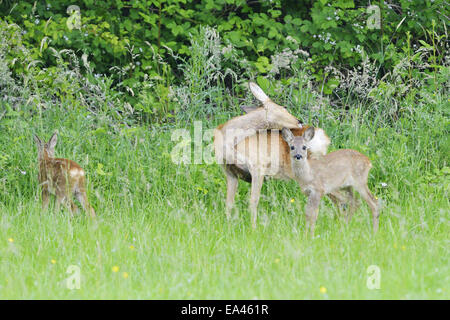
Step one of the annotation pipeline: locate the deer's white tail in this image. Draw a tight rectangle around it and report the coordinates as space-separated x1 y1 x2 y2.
308 128 331 157
249 82 270 104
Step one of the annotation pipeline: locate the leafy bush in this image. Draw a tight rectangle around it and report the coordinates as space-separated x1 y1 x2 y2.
1 0 447 106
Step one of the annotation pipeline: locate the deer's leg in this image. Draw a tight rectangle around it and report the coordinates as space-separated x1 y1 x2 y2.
328 189 354 214
343 187 358 224
69 199 79 216
249 173 264 229
305 191 322 237
55 195 64 213
69 191 80 215
76 191 96 218
327 192 344 217
355 184 379 233
56 194 74 215
41 187 50 211
225 170 238 219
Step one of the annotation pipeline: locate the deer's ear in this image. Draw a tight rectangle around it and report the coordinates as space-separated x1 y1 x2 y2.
303 126 315 142
249 82 270 104
281 128 294 145
240 105 258 114
48 131 58 150
33 135 43 148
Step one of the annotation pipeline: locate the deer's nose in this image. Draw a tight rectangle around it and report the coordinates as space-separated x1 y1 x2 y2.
298 119 303 128
295 154 302 160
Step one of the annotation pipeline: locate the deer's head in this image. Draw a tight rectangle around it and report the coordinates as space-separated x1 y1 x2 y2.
34 131 58 159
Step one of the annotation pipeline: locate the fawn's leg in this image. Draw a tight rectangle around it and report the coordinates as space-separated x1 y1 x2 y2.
305 191 322 237
55 195 64 213
56 194 74 215
343 187 358 223
249 173 264 229
355 184 379 233
41 187 50 211
327 191 347 217
70 197 80 215
76 191 96 218
225 170 238 219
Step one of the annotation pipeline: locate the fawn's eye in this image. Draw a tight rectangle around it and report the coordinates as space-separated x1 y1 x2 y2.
290 146 295 150
302 146 307 150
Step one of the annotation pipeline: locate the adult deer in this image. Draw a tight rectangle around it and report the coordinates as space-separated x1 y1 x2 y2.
281 127 379 236
214 82 332 228
34 131 96 217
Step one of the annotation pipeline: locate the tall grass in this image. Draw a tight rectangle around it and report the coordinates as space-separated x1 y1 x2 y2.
1 89 448 299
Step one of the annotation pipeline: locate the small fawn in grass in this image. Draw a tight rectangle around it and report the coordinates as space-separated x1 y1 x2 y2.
281 127 380 236
34 131 95 217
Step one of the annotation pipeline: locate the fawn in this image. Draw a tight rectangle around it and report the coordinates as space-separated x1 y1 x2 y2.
34 131 95 217
214 82 335 228
281 127 379 236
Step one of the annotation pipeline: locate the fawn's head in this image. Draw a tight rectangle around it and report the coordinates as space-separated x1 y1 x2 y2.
282 127 315 162
34 131 58 159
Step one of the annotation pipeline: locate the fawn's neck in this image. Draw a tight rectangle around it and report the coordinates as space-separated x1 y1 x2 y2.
291 158 314 184
39 151 52 168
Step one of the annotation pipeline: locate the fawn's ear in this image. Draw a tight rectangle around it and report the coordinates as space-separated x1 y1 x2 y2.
48 131 58 151
240 105 258 114
33 135 43 148
281 128 294 145
303 126 315 142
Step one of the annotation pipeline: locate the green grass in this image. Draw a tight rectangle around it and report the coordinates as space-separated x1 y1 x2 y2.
0 102 448 299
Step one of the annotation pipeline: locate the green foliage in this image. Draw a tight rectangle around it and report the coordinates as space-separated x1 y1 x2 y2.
1 0 447 107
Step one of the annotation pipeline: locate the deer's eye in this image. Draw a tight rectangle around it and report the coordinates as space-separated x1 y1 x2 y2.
290 146 295 150
302 146 307 150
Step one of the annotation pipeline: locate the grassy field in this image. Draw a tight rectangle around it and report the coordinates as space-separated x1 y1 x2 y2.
0 100 448 299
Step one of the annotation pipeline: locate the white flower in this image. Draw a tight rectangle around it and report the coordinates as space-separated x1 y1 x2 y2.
221 44 233 55
286 36 298 44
